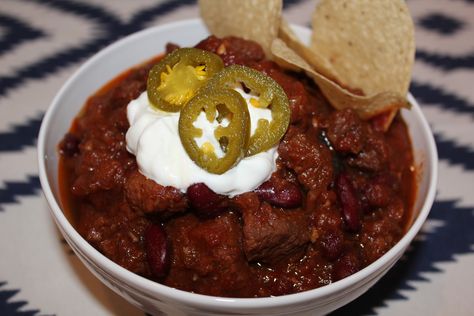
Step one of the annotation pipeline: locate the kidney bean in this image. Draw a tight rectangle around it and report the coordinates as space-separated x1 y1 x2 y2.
335 172 361 232
144 224 170 279
319 229 344 261
186 183 228 218
254 179 302 208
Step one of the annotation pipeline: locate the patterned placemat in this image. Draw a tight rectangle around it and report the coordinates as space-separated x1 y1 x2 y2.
1 0 473 315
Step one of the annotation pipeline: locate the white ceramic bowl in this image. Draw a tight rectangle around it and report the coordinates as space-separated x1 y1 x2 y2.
38 19 438 316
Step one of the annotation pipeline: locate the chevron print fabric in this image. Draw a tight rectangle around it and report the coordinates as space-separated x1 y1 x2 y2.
0 0 473 315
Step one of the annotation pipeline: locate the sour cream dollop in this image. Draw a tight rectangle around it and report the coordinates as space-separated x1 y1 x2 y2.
125 90 278 196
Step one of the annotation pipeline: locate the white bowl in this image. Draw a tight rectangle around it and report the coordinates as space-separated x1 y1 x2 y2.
38 19 438 316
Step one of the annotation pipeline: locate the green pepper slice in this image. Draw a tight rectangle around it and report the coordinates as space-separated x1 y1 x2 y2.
206 65 290 156
147 48 224 112
178 89 250 174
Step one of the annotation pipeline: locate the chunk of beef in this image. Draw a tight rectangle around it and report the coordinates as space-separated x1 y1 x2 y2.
326 108 365 154
252 60 316 127
76 201 149 275
347 129 389 172
278 127 333 196
333 249 362 281
124 170 188 215
233 193 310 264
195 35 265 66
308 190 346 260
110 78 145 109
72 152 127 196
165 42 180 54
165 213 252 297
324 108 389 172
71 121 134 196
59 133 80 157
309 191 342 231
359 212 403 265
358 173 400 209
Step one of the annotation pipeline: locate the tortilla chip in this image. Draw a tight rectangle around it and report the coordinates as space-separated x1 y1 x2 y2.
271 38 410 119
278 19 339 82
199 0 282 57
310 0 415 97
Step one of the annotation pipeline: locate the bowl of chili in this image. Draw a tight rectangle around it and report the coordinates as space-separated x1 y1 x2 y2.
38 19 438 315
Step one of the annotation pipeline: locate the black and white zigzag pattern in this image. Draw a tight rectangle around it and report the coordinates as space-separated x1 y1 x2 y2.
1 0 473 315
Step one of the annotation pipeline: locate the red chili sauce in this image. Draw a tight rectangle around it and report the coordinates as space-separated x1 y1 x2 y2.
58 36 416 297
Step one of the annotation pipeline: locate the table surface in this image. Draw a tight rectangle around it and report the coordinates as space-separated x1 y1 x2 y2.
1 0 473 315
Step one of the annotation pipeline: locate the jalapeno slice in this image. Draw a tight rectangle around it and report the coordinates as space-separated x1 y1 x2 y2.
206 65 290 156
178 89 250 174
147 48 224 112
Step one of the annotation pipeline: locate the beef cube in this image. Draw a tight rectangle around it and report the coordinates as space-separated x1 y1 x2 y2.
76 202 149 275
235 193 310 264
278 127 333 195
324 108 388 172
124 170 188 215
326 108 365 154
165 213 252 297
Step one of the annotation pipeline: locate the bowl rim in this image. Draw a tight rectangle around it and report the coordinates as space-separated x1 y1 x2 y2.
38 18 438 309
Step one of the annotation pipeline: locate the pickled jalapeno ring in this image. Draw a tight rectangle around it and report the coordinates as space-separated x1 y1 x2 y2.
147 48 224 112
178 89 250 174
206 65 290 156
